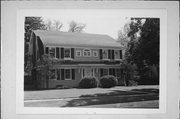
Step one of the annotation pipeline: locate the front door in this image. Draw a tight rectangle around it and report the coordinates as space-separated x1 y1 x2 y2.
82 68 94 77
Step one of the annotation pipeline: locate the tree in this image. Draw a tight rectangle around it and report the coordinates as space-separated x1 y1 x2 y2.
24 17 46 73
44 19 63 31
68 20 86 32
25 17 46 31
123 18 160 85
117 22 131 47
53 20 63 31
36 54 60 89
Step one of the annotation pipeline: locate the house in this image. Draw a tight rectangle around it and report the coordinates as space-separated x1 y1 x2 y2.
27 30 125 89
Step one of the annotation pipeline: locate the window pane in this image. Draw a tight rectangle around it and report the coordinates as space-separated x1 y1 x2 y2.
76 50 81 56
93 51 98 57
103 50 108 59
83 49 91 56
64 48 70 58
115 50 119 59
103 69 108 75
65 69 71 79
49 47 55 57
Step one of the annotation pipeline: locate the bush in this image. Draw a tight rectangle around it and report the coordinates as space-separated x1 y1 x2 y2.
79 76 98 88
99 75 118 88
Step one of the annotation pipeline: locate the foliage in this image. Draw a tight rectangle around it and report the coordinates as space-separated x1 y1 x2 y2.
79 76 98 88
99 75 118 88
35 54 60 88
44 19 63 31
125 18 159 68
119 18 160 85
25 17 46 31
24 17 46 73
68 20 86 32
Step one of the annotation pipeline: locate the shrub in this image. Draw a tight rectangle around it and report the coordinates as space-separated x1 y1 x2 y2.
99 75 118 88
79 76 98 88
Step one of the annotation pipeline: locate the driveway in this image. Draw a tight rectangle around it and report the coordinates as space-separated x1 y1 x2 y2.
24 85 159 108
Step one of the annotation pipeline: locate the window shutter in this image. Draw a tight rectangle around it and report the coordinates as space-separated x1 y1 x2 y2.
113 68 116 76
57 69 60 80
45 47 49 54
109 68 113 75
119 50 122 59
61 48 64 59
108 50 111 59
99 49 102 59
61 69 64 80
72 69 75 80
100 68 103 77
71 48 74 59
112 50 114 60
56 47 59 58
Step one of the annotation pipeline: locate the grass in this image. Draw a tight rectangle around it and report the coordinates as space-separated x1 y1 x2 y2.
24 85 159 108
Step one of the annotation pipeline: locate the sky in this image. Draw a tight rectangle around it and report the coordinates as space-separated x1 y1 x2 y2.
41 9 131 39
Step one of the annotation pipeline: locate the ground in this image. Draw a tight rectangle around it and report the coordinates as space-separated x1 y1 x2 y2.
24 85 159 108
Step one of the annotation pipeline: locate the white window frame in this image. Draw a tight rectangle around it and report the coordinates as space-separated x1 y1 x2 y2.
83 49 91 57
102 49 109 60
64 48 71 59
93 51 98 57
76 50 81 57
48 46 56 58
64 69 72 80
114 50 121 60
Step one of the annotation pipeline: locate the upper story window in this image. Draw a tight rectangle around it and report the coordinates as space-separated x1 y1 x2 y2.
49 47 56 57
83 49 91 57
76 50 81 57
93 51 98 57
64 48 71 58
114 50 120 59
102 49 108 59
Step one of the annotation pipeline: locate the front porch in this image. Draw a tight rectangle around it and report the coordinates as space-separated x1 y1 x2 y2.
36 64 125 89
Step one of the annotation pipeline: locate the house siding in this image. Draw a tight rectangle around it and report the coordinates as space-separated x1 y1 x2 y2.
28 31 125 89
48 69 81 88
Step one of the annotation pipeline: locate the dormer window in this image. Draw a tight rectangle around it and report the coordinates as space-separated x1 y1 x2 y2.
83 49 91 57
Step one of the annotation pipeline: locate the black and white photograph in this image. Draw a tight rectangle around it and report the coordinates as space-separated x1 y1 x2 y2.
2 1 179 119
24 10 160 108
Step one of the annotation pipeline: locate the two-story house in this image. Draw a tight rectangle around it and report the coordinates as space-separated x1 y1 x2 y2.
28 30 124 89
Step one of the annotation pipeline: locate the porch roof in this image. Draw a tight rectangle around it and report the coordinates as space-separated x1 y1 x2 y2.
51 64 122 69
33 30 123 48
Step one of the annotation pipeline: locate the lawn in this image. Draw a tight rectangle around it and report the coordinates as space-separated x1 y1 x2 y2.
24 85 159 100
24 85 159 108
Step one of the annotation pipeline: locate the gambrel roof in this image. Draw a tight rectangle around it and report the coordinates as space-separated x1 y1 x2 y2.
33 30 122 48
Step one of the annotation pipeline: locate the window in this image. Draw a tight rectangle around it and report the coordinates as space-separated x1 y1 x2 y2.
93 51 98 57
102 50 108 59
103 69 109 75
115 50 120 59
76 50 81 57
64 48 71 58
65 69 71 80
83 49 91 57
49 69 56 79
49 47 56 57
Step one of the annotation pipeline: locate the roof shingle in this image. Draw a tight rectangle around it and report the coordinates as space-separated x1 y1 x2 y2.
33 30 122 48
